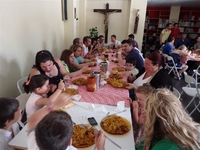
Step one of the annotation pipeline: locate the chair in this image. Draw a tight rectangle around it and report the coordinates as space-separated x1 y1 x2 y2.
17 76 28 94
162 53 182 80
182 72 200 115
172 87 181 99
16 93 31 127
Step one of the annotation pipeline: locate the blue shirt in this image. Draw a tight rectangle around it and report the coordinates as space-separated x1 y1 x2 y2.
175 38 190 48
162 43 173 55
74 56 83 64
125 48 144 71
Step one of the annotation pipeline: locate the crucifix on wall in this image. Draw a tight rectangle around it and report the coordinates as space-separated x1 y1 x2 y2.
94 3 122 43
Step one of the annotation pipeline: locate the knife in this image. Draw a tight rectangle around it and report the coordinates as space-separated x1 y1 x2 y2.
107 110 126 116
105 135 122 149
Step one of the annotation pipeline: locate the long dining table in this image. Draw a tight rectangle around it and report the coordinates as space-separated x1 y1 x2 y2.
9 52 135 150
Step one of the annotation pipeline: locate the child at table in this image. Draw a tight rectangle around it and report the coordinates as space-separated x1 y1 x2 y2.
132 83 154 146
27 93 105 150
0 97 21 150
119 57 139 78
24 74 65 119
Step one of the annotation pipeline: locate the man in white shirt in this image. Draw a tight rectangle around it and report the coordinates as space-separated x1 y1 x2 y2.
83 36 92 57
108 34 121 49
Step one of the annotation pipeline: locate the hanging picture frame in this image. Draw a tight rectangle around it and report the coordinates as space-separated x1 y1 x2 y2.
62 0 68 21
133 9 140 34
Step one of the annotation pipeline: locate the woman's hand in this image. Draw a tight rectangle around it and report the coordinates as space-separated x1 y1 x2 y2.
81 65 89 72
125 83 137 90
95 130 105 150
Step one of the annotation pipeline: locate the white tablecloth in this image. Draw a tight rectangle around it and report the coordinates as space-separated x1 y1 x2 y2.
9 102 135 150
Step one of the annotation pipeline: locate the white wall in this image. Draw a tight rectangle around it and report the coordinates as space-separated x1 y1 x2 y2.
0 0 65 97
78 0 147 49
0 0 147 97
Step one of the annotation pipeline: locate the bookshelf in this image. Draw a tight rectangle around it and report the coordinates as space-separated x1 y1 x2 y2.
178 7 200 42
142 7 170 56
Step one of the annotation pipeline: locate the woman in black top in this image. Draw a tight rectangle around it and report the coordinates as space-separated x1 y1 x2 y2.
28 50 69 95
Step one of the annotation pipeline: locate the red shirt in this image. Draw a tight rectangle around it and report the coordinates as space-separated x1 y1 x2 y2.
171 28 180 41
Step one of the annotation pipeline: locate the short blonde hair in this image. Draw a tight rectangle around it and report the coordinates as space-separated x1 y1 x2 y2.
144 88 200 150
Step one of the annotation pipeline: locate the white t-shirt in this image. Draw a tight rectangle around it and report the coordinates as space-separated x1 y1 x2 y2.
108 40 121 48
27 130 77 150
0 123 20 150
83 44 88 56
133 72 152 87
26 92 44 119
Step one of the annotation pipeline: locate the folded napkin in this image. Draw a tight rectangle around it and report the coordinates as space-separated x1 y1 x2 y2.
116 101 125 111
72 94 81 101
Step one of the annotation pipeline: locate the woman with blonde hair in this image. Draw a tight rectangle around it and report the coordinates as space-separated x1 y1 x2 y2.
71 45 96 70
136 88 200 150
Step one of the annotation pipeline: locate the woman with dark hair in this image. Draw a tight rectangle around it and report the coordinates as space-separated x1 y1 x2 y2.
126 52 173 100
60 49 88 76
28 50 69 95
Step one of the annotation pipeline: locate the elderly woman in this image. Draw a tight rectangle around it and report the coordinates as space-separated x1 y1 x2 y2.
28 50 69 95
126 52 172 100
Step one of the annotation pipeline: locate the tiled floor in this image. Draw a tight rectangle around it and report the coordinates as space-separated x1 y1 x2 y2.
172 78 200 123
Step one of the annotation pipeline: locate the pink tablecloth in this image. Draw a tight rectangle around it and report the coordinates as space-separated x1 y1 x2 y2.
71 58 130 107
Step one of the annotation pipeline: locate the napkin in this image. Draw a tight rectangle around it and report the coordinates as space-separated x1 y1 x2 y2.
100 79 107 86
72 94 81 101
105 71 110 79
116 101 125 111
88 104 109 114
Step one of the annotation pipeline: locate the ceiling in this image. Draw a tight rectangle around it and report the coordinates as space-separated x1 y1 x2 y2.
147 0 200 7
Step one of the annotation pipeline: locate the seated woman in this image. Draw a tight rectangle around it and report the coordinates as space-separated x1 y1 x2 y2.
60 49 88 76
126 52 172 100
71 45 96 70
136 88 200 150
95 88 200 150
28 50 69 96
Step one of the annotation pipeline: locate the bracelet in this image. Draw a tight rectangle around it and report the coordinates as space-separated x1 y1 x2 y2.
117 52 122 55
46 103 53 111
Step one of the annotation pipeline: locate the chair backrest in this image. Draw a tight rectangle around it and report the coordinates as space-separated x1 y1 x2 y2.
16 93 30 128
184 72 196 84
16 93 30 111
17 76 28 94
172 87 181 99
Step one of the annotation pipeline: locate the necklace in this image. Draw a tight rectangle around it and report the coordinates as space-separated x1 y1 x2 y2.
49 73 52 77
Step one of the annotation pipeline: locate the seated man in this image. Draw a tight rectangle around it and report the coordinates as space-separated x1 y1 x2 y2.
128 34 139 48
99 35 105 47
175 33 190 48
82 36 92 58
162 36 175 55
117 39 144 71
108 35 121 49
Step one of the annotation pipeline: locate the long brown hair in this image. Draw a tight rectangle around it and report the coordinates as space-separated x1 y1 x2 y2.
60 49 73 72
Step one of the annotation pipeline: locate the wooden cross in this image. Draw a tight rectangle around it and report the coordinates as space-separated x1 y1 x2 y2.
94 3 122 43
